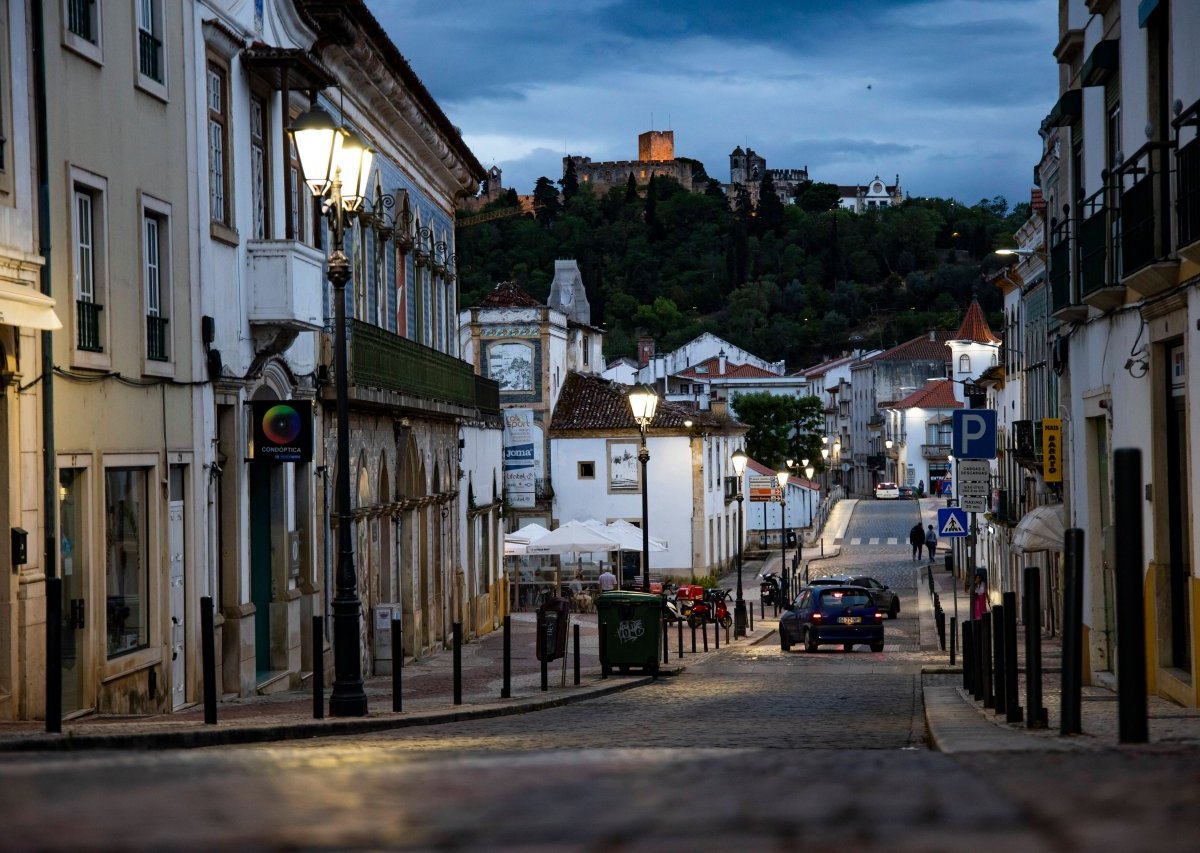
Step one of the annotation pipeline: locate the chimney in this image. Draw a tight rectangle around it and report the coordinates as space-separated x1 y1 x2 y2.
637 336 655 368
711 398 728 417
928 330 935 342
718 349 727 375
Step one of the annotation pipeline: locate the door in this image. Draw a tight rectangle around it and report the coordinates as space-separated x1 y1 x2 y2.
168 466 186 710
59 468 88 714
1165 343 1191 670
250 462 272 674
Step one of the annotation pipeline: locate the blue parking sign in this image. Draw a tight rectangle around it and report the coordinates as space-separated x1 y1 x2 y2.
937 507 969 538
951 410 997 459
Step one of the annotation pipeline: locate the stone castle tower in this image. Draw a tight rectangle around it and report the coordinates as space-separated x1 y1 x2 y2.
638 130 674 162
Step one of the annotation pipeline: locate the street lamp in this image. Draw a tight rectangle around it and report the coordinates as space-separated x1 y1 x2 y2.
820 445 830 495
730 448 748 637
776 468 789 599
627 384 658 592
289 106 374 716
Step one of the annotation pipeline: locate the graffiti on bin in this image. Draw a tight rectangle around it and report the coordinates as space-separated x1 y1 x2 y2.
617 619 644 643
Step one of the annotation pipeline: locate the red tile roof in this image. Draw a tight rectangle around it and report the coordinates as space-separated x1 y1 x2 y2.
550 373 740 432
746 457 819 490
868 331 955 362
953 300 1001 344
794 352 858 377
676 356 778 379
893 379 962 410
478 280 540 308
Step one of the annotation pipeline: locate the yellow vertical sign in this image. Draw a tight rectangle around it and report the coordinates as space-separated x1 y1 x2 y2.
1042 418 1062 483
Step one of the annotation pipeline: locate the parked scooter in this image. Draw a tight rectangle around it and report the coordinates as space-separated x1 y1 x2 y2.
662 582 684 624
686 588 733 629
759 571 782 606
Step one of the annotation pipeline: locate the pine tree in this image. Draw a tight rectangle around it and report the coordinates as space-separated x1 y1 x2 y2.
561 158 579 203
532 176 561 228
624 173 639 203
756 171 784 235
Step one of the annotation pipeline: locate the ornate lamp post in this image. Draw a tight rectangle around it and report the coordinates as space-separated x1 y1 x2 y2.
776 468 789 599
820 444 830 495
290 106 374 717
884 437 894 485
627 384 659 592
731 448 749 636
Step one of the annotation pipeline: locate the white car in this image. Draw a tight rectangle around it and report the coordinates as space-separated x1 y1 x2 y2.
874 482 900 499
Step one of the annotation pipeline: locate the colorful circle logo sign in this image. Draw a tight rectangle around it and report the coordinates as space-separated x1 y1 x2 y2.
262 404 302 446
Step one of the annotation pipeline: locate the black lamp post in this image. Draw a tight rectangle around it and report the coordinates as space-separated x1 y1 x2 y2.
290 106 374 717
627 384 659 592
776 468 788 599
731 448 748 636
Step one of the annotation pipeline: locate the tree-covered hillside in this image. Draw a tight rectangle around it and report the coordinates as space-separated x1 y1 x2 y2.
456 173 1028 368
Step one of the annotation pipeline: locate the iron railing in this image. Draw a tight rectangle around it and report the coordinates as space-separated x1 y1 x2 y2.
347 318 499 413
1078 186 1109 297
68 0 95 41
146 315 169 362
138 29 163 82
1177 133 1200 250
922 443 952 460
1048 217 1074 313
1117 142 1174 277
76 300 103 352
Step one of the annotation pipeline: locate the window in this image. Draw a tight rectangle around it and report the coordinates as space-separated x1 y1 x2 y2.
578 461 595 479
206 60 231 228
141 196 171 367
250 95 270 240
287 131 310 245
0 2 9 184
136 0 164 86
65 0 101 49
353 220 367 320
72 177 107 355
582 334 590 366
958 354 971 373
105 468 149 658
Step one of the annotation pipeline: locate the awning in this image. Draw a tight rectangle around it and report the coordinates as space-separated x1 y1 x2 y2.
0 283 62 330
1012 503 1065 553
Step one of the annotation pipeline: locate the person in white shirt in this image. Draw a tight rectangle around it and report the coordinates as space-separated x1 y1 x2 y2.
598 568 617 592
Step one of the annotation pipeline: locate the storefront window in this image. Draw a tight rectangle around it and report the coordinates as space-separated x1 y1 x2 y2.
106 468 149 657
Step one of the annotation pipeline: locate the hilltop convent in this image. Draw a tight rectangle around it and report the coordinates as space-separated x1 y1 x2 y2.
564 130 696 194
725 147 811 206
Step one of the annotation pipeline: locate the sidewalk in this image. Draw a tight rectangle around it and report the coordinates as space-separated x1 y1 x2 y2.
0 607 775 753
913 496 1200 752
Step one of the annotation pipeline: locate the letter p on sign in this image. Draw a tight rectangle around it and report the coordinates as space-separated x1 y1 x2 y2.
951 410 997 459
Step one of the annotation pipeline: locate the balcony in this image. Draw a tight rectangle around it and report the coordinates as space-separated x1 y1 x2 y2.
138 29 163 83
246 239 326 331
1176 100 1200 265
1118 142 1179 298
867 414 884 430
1048 217 1086 322
146 315 169 362
922 443 952 460
76 299 103 352
344 318 500 417
1078 186 1125 312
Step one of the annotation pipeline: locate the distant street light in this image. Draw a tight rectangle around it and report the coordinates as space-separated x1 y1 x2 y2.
731 448 749 637
776 468 789 599
627 384 659 592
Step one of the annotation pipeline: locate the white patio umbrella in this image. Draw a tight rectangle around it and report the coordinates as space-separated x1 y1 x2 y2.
504 523 550 556
526 520 624 596
605 519 667 552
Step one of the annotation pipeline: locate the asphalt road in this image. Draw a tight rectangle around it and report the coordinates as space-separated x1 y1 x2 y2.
2 499 1195 850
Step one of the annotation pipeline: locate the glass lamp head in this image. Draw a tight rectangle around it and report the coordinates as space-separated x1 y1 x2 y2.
775 470 788 488
730 448 748 476
289 106 343 197
627 384 659 425
335 129 374 212
804 466 815 480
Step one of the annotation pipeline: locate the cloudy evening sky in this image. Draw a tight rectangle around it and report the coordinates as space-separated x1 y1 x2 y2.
364 0 1059 208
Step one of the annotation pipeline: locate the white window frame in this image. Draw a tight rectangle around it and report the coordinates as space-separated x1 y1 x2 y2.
206 56 236 243
70 166 110 370
62 0 103 65
134 0 167 100
958 354 971 373
140 194 173 376
249 94 269 240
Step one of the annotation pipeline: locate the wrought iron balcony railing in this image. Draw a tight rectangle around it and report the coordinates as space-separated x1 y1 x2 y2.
146 315 169 362
1176 100 1200 254
139 30 163 83
68 0 96 41
1117 141 1176 291
76 299 103 352
922 443 952 460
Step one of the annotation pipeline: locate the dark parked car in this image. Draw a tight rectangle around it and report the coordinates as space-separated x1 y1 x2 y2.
847 575 900 619
805 574 852 588
779 586 885 653
898 486 915 499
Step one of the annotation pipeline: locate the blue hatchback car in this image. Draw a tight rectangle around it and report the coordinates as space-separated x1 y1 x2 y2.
779 586 885 652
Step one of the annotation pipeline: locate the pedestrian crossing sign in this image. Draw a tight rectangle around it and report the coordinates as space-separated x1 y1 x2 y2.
937 507 969 538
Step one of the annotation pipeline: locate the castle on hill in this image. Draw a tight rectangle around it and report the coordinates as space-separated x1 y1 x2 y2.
564 130 696 194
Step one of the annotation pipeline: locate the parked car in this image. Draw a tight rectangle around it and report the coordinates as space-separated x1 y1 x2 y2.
898 485 915 499
874 482 900 499
805 575 852 588
779 586 885 652
846 575 900 619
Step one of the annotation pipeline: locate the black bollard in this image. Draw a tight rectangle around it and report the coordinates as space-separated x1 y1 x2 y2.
691 622 697 653
962 619 973 693
749 604 754 632
1003 591 1023 723
1061 528 1084 735
502 615 512 697
453 622 462 705
313 615 326 718
599 617 608 680
201 596 217 725
945 552 954 574
971 620 985 702
46 578 62 734
949 615 956 666
714 615 720 649
574 623 581 686
677 619 683 659
991 604 1005 716
1113 448 1148 743
1024 568 1046 729
662 617 669 665
541 649 548 692
980 611 993 708
389 614 401 713
702 621 709 652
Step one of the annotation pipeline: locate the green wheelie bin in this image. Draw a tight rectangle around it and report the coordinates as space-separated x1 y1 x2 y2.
596 591 662 677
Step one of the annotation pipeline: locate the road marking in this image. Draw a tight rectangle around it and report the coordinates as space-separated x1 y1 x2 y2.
850 537 861 545
869 537 879 545
887 537 898 545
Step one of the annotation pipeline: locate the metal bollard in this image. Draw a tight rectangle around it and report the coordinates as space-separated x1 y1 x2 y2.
749 604 754 632
944 553 954 574
1113 447 1148 744
691 622 697 653
574 623 581 686
970 621 984 702
991 604 1005 716
541 648 548 692
979 611 993 709
314 615 326 718
453 622 462 705
1023 568 1046 729
662 617 669 664
502 614 512 697
714 615 720 649
677 619 683 659
949 615 956 666
201 596 218 725
1061 527 1084 736
46 578 62 734
703 621 709 652
962 619 973 693
1003 591 1023 723
598 617 607 680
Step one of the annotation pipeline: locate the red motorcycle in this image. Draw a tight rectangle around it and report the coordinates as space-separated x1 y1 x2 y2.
686 588 733 630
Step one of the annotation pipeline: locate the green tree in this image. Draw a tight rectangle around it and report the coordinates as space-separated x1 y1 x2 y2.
798 182 841 213
730 393 825 470
532 176 561 228
755 172 785 236
561 158 579 203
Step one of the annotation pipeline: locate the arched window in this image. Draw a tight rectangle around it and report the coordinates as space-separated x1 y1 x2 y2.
958 354 971 372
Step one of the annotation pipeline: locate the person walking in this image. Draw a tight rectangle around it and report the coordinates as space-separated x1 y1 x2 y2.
909 522 925 561
598 567 617 593
971 571 989 620
925 524 938 562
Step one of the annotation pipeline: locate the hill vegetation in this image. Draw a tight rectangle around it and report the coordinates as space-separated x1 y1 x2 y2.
456 173 1028 368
